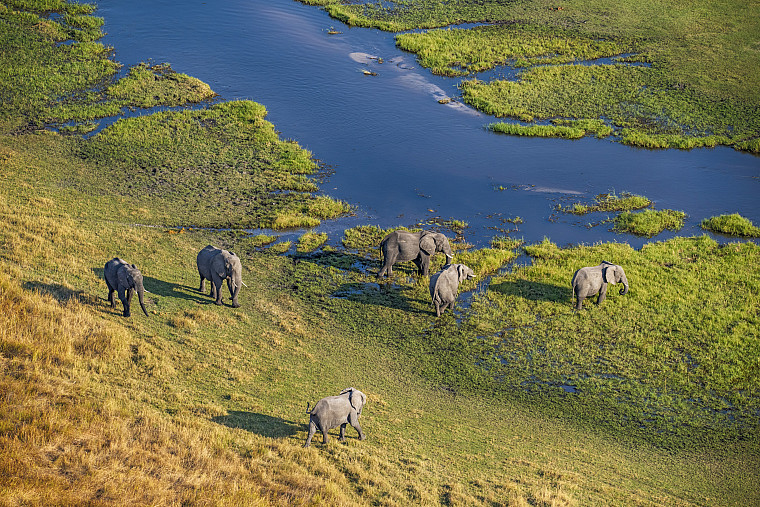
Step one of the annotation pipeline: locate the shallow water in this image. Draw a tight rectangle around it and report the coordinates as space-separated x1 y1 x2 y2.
96 0 759 248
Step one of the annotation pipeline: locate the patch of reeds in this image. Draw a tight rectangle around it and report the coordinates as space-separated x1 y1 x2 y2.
613 209 686 236
297 231 328 253
701 213 760 237
560 192 652 215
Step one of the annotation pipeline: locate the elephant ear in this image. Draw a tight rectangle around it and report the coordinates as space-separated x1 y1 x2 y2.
603 266 617 284
419 234 436 255
456 264 466 283
340 387 360 410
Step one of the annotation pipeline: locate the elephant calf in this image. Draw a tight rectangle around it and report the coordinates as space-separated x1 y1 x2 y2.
196 245 243 308
571 261 629 310
304 387 366 447
429 263 475 317
104 258 149 317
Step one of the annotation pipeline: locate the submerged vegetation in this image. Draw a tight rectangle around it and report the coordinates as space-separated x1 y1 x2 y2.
559 191 652 215
1 0 759 505
306 0 760 150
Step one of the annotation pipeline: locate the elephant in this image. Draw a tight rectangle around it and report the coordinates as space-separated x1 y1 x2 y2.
571 261 629 310
429 263 475 317
196 245 243 308
304 387 366 447
377 230 453 278
104 258 149 318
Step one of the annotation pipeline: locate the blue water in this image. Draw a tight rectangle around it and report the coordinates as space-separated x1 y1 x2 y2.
96 0 759 248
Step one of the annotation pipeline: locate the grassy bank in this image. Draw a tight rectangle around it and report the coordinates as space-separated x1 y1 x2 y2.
1 1 759 505
306 0 760 151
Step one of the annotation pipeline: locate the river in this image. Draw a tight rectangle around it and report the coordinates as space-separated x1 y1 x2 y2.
96 0 760 248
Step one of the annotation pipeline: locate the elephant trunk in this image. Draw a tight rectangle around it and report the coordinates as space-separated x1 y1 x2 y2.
230 273 241 308
443 242 453 266
619 276 629 296
137 283 149 317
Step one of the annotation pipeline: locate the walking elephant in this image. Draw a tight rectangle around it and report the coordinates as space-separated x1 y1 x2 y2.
377 230 453 278
429 263 475 317
571 261 629 310
104 258 149 317
304 387 366 447
196 245 243 308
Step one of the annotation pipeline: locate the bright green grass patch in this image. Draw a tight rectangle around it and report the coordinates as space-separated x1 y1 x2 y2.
296 232 328 253
396 23 639 77
105 63 216 106
613 209 686 237
620 130 731 149
560 192 652 215
489 122 586 139
701 213 760 238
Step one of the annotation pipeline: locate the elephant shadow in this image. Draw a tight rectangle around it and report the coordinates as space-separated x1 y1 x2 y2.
141 276 210 304
332 281 431 314
489 279 569 303
22 281 97 305
302 250 381 276
212 411 301 438
90 268 208 304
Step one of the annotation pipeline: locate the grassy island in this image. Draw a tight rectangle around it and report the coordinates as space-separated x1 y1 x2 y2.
1 1 759 505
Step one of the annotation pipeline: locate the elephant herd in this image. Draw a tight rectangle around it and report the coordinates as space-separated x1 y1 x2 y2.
103 231 628 447
103 245 243 318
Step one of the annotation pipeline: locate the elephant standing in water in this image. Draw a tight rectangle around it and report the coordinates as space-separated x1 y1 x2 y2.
304 387 366 447
572 261 629 310
196 245 243 308
429 263 475 317
377 230 453 278
104 258 149 317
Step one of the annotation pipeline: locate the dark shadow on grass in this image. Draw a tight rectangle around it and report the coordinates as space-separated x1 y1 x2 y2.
297 250 381 276
23 281 95 304
212 411 301 438
489 279 569 302
332 282 431 315
142 276 210 304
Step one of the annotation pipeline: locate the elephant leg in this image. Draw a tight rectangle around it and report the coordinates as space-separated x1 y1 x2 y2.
413 257 423 275
435 302 441 318
321 427 329 445
106 282 116 308
575 292 584 310
304 420 317 447
349 415 366 440
199 275 205 293
419 255 430 276
596 285 608 305
214 281 224 305
339 423 347 441
118 288 131 317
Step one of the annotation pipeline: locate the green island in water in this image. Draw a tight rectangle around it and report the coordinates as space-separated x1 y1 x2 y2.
1 0 758 505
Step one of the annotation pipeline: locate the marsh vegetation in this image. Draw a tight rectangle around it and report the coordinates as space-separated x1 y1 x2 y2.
1 1 759 506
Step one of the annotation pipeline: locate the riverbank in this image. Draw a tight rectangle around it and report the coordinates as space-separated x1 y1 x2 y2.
1 1 758 505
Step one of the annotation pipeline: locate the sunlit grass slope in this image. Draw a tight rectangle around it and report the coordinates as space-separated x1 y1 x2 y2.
1 0 759 505
306 0 760 150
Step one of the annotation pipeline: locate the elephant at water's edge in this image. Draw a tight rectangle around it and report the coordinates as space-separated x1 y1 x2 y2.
572 261 629 310
429 263 475 317
377 230 453 278
304 387 366 447
197 245 243 308
104 258 149 317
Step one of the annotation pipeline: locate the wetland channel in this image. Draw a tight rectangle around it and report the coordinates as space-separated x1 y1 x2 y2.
97 0 759 248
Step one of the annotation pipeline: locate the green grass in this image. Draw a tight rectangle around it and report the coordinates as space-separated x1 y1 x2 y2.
296 231 328 253
305 0 760 150
701 213 760 238
613 209 686 237
489 122 586 139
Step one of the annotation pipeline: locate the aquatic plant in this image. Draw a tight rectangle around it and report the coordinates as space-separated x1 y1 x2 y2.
297 231 329 253
560 192 652 215
613 209 686 236
701 213 760 237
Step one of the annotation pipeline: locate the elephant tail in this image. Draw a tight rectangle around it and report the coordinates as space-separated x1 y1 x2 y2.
306 402 313 414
